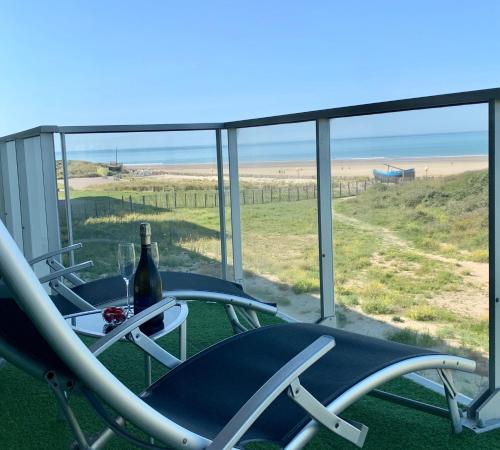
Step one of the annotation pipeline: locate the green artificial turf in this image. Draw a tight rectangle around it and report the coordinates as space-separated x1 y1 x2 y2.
0 302 499 449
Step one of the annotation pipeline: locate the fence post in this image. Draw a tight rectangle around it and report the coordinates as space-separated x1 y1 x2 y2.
205 192 208 207
94 201 98 217
174 191 177 209
129 195 133 212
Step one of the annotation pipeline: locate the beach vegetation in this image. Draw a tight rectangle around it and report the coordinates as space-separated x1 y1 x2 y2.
61 168 489 357
336 170 488 260
386 329 442 348
56 160 114 178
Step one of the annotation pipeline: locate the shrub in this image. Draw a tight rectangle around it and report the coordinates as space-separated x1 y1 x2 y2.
338 294 359 306
470 249 489 263
386 329 440 348
407 304 455 322
362 299 395 315
292 278 320 294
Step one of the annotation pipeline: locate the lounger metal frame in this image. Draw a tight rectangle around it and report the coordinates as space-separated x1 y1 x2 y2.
0 219 477 449
33 243 290 330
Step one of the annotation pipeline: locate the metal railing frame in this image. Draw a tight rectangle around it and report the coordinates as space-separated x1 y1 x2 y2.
1 87 500 428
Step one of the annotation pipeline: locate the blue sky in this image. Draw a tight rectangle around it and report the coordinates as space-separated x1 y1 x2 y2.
1 0 499 145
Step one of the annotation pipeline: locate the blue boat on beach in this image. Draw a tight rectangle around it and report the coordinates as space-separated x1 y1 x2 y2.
373 165 415 183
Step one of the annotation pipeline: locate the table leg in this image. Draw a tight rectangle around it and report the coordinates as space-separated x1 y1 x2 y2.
180 319 187 361
144 354 152 387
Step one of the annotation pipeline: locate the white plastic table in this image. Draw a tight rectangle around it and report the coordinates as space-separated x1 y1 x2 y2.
65 302 188 385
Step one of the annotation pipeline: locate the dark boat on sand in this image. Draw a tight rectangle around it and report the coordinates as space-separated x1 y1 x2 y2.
108 148 123 172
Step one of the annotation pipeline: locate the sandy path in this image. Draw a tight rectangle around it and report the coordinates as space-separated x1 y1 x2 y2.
334 211 489 319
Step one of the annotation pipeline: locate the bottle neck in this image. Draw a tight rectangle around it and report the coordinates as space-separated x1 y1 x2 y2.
141 235 151 246
140 243 151 257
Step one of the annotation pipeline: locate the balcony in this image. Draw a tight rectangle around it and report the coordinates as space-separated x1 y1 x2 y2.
1 88 500 448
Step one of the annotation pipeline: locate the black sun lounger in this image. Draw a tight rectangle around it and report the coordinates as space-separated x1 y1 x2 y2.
31 244 279 331
0 220 476 449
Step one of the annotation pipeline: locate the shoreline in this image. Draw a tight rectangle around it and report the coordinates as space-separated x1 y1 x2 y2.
124 154 488 168
65 155 488 189
126 155 488 179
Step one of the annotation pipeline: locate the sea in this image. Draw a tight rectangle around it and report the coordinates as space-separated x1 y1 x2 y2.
57 131 488 165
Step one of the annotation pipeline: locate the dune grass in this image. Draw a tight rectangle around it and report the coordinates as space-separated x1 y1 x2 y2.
335 170 488 261
62 170 489 357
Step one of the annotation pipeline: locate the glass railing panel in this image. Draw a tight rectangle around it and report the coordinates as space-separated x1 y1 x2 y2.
61 130 223 280
330 104 489 397
236 122 320 322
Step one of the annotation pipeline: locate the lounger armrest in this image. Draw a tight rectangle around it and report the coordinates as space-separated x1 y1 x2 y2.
46 259 86 286
165 289 278 315
207 335 335 450
90 297 176 357
39 261 93 284
29 243 83 265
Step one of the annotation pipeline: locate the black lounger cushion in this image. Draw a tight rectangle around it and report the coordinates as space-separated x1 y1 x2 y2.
52 271 262 316
0 287 74 378
143 322 437 447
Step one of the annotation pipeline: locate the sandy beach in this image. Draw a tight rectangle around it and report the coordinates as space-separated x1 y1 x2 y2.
149 155 488 179
67 155 488 189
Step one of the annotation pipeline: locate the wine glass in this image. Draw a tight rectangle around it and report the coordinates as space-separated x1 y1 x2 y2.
118 243 135 316
151 242 160 268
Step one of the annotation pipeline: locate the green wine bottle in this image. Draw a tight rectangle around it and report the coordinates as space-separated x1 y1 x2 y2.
133 223 164 334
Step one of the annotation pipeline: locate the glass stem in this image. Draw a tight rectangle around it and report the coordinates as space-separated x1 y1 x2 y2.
125 279 130 316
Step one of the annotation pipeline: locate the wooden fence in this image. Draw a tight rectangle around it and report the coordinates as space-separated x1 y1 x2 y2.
65 180 375 221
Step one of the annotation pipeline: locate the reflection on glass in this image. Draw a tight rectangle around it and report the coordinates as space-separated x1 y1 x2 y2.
237 123 320 322
330 104 489 398
151 242 159 267
63 131 223 281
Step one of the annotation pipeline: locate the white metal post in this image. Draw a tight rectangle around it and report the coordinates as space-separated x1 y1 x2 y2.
60 133 75 265
216 129 228 280
40 133 61 256
0 140 23 250
316 119 335 324
468 99 500 429
0 143 5 225
491 99 500 396
227 128 244 285
15 136 51 277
